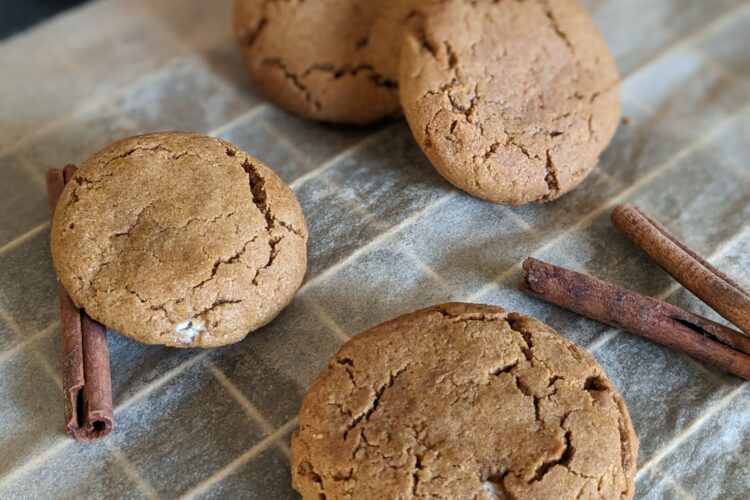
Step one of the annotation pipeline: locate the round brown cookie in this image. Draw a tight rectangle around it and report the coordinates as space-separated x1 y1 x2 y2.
292 303 638 499
50 132 308 348
399 0 621 205
234 0 419 124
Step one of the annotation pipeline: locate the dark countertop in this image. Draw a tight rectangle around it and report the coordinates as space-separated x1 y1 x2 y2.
0 0 90 40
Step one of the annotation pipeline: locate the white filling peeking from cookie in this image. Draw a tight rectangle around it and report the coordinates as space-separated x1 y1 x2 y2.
482 480 503 500
175 317 205 344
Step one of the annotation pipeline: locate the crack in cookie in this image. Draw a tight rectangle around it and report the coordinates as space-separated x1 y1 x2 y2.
399 0 621 205
234 0 420 123
292 303 638 499
50 132 308 347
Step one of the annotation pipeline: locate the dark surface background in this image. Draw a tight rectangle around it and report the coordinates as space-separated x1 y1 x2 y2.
0 0 91 40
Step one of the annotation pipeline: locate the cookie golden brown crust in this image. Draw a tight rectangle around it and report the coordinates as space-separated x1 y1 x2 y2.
233 0 418 124
291 303 637 499
399 0 621 205
50 132 308 348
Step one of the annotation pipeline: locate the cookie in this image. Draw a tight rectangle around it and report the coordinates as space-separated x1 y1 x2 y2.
50 132 308 348
291 303 637 499
233 0 417 124
399 0 621 205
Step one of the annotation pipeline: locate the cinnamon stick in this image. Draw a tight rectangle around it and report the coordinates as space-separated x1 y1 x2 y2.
47 166 113 440
612 204 750 335
519 257 750 380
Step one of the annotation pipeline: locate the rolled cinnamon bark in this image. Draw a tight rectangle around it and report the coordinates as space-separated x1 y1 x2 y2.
47 166 114 440
79 313 113 438
612 204 750 335
519 257 750 380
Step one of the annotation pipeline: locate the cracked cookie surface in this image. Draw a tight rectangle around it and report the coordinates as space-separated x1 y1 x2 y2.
50 132 307 348
233 0 420 124
291 303 637 499
399 0 621 205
